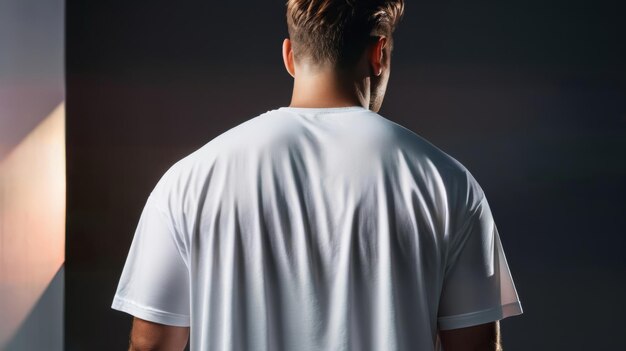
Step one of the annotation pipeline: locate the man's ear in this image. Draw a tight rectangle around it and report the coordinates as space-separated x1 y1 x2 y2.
282 38 296 78
369 36 387 77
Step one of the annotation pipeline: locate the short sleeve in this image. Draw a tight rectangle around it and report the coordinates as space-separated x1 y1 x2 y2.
437 195 523 330
111 191 191 327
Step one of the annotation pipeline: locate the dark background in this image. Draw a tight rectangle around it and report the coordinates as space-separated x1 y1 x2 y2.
66 1 626 350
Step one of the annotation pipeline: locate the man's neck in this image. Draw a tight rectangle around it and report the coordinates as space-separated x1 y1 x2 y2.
289 68 368 108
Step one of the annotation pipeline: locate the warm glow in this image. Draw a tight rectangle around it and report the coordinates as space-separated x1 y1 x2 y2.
0 102 66 347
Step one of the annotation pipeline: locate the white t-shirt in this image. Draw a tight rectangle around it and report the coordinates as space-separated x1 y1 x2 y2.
112 105 523 351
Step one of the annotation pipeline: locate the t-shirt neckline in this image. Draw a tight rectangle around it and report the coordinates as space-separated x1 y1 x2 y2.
277 105 368 114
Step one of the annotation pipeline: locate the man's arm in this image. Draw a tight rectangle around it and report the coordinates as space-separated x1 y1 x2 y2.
128 317 189 351
439 321 502 351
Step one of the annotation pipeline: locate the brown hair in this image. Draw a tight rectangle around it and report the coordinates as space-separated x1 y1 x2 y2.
286 0 405 70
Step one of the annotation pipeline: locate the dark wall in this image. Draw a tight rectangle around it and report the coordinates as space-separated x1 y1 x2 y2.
66 1 626 350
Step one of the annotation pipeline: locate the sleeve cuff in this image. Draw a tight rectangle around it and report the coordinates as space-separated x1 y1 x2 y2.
111 295 191 327
437 301 523 330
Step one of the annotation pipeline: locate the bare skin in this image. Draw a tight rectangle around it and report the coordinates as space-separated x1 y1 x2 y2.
128 317 189 351
439 321 502 351
126 35 504 351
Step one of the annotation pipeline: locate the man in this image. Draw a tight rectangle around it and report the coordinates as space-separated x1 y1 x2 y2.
111 0 523 350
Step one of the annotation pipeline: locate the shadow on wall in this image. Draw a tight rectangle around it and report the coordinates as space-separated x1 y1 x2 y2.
4 267 64 350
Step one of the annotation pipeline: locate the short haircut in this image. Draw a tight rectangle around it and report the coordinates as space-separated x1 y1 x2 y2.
286 0 405 70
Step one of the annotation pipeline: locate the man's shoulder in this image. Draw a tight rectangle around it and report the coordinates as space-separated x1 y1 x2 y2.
159 109 290 175
377 114 468 173
194 109 301 155
373 112 486 203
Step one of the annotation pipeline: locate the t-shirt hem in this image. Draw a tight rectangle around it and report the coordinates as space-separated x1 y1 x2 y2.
437 301 523 330
111 295 191 327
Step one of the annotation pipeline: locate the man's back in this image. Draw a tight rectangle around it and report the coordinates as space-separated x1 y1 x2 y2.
112 106 523 350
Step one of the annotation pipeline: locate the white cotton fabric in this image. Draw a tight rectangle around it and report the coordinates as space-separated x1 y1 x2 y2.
112 105 523 351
